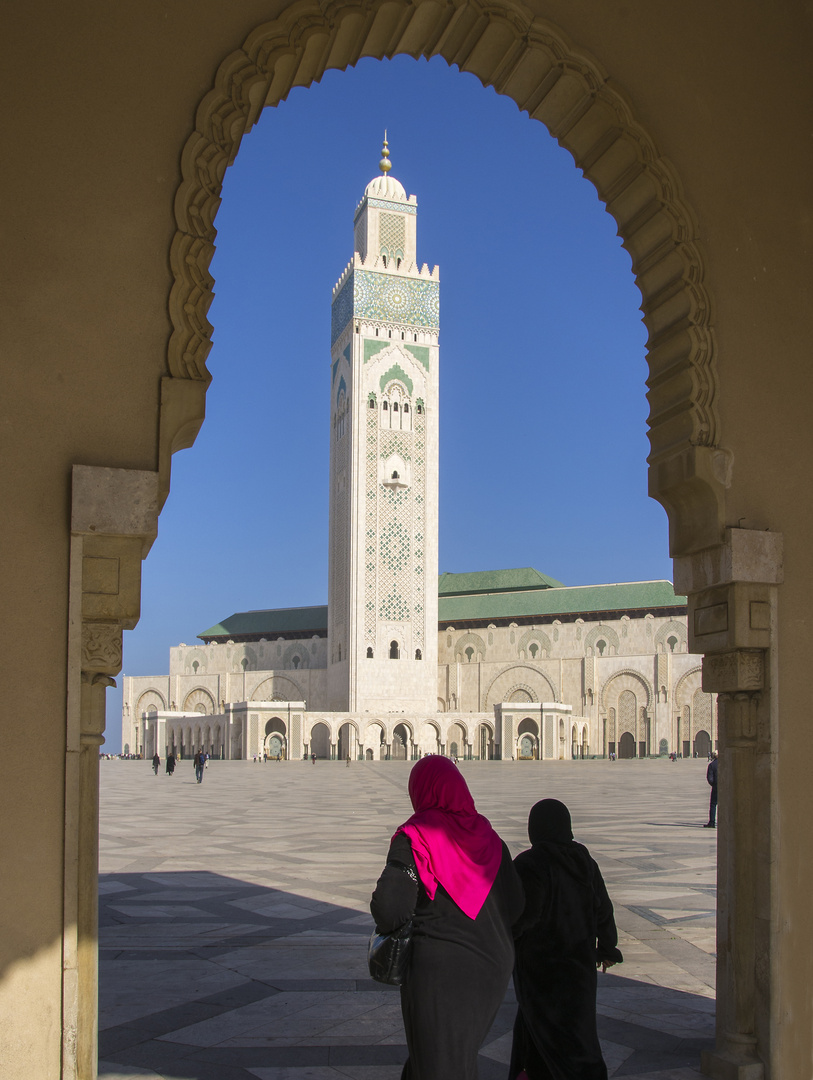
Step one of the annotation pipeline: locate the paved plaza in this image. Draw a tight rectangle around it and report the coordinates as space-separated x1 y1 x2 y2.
98 758 717 1080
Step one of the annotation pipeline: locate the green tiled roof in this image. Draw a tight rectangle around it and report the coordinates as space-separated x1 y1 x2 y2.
438 567 565 595
438 580 685 624
199 605 328 641
199 578 686 642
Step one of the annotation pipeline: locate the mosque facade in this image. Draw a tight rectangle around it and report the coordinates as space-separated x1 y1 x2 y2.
122 146 716 764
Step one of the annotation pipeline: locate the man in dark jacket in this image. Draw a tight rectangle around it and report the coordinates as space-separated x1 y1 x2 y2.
705 752 718 828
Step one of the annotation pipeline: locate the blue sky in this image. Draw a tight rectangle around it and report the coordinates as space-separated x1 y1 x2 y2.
105 55 671 751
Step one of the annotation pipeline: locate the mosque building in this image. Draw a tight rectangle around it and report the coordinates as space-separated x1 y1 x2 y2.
122 142 716 764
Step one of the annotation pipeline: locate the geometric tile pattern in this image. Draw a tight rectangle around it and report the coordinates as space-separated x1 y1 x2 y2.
98 758 716 1079
354 272 439 330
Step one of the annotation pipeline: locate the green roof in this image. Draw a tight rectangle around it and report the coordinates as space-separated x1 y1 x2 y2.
199 578 686 641
438 567 565 595
199 605 328 641
438 580 685 624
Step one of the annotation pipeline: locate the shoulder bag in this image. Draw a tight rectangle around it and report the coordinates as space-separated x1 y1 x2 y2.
368 860 419 985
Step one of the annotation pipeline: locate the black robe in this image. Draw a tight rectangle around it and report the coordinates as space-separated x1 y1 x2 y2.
509 841 622 1080
371 831 524 1080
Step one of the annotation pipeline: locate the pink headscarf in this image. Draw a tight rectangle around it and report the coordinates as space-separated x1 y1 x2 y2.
394 756 503 920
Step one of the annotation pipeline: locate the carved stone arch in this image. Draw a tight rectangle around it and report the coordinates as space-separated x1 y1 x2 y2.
182 687 215 714
584 623 620 657
484 664 557 709
250 674 304 701
655 619 689 653
454 631 486 663
163 0 725 556
506 684 536 703
136 688 166 714
600 669 653 712
516 627 552 659
674 665 703 709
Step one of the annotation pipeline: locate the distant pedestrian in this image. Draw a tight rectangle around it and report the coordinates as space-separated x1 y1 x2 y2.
704 752 718 828
311 753 316 765
152 753 160 775
194 748 207 783
165 754 176 776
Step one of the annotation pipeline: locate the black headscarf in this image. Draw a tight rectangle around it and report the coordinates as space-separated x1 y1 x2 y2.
528 799 573 845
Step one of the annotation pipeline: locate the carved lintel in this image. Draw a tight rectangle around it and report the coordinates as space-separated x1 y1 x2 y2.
703 651 764 695
81 622 123 675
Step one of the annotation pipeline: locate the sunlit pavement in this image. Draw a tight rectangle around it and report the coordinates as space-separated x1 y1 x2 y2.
98 758 716 1079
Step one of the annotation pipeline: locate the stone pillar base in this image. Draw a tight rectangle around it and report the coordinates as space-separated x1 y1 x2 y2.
701 1049 764 1080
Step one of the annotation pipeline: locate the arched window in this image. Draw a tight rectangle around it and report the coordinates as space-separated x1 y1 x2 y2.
241 657 248 670
391 470 399 480
416 403 423 414
392 402 399 412
667 635 678 652
415 649 422 660
382 401 388 410
366 647 373 658
403 404 409 413
596 639 607 656
465 646 474 662
389 640 399 659
192 660 199 673
529 643 539 658
292 655 300 669
369 398 376 409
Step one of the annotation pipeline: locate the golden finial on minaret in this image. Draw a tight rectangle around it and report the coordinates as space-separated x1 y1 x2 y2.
379 131 392 175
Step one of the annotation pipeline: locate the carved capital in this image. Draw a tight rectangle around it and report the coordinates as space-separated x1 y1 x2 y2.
703 651 764 695
81 622 123 675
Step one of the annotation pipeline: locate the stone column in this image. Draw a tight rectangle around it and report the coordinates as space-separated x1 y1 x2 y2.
66 466 158 1079
675 528 782 1080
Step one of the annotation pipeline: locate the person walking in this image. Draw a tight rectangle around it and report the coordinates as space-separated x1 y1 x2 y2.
508 799 622 1080
152 753 160 775
371 756 524 1080
194 748 207 783
705 752 718 828
165 753 176 776
346 754 351 767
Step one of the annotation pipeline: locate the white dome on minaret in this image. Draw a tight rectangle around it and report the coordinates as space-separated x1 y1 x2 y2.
364 172 407 200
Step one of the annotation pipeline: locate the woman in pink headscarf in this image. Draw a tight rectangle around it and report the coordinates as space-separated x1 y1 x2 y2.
371 756 524 1080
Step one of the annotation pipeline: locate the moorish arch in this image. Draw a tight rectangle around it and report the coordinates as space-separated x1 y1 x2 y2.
182 687 216 714
161 0 727 564
250 674 304 701
136 688 166 715
484 665 557 709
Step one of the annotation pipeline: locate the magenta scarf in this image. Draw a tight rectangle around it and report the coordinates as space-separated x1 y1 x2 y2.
394 756 503 920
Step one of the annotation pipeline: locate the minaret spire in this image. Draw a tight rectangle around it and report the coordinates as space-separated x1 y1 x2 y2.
379 132 391 175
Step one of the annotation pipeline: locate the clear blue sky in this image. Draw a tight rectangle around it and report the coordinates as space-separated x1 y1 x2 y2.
105 55 672 752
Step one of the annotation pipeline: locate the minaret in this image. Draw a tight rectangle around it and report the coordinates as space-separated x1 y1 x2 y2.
328 138 440 714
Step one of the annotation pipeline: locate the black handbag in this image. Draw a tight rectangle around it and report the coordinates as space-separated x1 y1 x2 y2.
368 859 419 985
367 918 413 985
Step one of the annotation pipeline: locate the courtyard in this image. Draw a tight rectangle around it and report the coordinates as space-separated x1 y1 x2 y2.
98 758 717 1079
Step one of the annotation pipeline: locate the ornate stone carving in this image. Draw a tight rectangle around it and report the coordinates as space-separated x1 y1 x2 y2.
81 622 123 674
702 650 764 694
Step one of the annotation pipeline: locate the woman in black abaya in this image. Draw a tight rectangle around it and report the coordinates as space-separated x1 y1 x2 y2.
509 799 622 1080
371 756 524 1080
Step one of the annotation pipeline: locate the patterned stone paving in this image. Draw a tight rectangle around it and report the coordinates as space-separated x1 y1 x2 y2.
98 758 717 1079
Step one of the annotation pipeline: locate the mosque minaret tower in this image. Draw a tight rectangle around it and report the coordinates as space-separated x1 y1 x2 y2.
327 137 440 713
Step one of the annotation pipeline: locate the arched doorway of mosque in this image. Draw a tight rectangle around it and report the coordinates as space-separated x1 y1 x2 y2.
477 723 494 761
517 718 539 760
338 722 358 762
618 732 636 759
392 723 411 761
310 723 330 759
694 730 711 759
447 722 467 761
265 717 287 760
